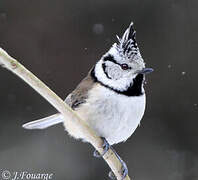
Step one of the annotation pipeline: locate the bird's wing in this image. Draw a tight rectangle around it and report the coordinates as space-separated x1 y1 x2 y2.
22 67 96 130
65 67 96 110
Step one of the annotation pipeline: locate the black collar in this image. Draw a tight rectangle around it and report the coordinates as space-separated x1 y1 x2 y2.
90 67 144 97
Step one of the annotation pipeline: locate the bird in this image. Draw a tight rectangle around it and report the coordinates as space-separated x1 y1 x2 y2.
22 22 153 179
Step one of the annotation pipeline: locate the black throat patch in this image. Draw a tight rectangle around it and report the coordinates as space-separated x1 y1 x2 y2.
90 67 144 96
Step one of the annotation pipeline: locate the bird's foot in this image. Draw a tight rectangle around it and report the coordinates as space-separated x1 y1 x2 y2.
108 147 128 180
93 139 128 180
108 171 116 180
108 163 128 180
120 160 128 180
93 137 110 158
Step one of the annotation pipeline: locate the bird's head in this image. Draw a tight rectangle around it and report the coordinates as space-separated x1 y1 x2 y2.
94 22 153 93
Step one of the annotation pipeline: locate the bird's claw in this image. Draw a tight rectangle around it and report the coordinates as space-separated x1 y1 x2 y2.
108 162 128 180
120 160 128 180
108 171 116 180
109 147 128 180
93 137 110 158
93 138 128 180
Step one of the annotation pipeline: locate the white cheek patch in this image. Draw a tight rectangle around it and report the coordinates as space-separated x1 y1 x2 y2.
107 65 123 80
95 60 132 91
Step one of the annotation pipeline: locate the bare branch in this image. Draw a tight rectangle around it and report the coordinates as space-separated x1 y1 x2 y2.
0 48 130 180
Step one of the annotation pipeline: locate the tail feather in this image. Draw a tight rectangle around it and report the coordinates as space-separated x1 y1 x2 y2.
22 113 63 130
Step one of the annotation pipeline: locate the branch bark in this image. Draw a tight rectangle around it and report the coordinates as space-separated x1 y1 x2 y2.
0 48 131 180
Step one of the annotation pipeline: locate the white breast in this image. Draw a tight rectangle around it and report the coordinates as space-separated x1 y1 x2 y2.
76 84 146 145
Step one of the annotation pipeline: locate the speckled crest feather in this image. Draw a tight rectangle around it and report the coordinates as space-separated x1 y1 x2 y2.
116 22 142 62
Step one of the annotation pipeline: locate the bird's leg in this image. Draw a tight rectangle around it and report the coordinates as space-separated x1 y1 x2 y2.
93 138 128 180
108 146 128 180
108 171 117 180
93 137 110 158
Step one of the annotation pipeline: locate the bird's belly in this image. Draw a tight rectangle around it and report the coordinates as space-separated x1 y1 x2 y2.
76 86 146 145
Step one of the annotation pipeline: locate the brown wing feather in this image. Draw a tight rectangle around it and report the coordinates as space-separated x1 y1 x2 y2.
65 67 96 109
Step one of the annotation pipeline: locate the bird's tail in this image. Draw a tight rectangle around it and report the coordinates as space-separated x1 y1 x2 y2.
22 113 63 130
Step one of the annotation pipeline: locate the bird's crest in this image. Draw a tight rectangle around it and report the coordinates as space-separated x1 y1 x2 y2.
115 22 142 62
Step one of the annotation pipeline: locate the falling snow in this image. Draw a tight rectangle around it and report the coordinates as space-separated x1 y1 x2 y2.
168 64 172 68
0 13 7 20
92 23 104 35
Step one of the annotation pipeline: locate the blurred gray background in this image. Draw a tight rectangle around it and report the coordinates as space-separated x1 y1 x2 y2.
0 0 198 180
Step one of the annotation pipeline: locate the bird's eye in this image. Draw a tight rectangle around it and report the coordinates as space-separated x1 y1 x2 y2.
121 64 129 70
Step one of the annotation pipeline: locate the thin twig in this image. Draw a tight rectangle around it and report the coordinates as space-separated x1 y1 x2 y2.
0 48 130 180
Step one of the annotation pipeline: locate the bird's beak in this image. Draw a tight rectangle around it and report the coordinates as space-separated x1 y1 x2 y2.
138 68 154 75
